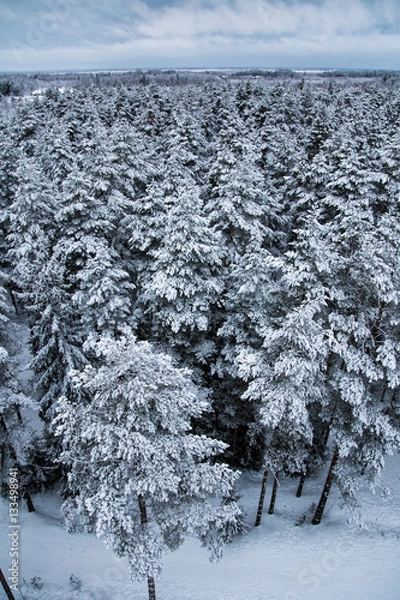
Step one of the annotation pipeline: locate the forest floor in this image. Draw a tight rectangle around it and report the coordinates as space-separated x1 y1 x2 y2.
1 452 399 600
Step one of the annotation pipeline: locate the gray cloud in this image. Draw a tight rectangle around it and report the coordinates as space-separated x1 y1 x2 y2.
0 0 399 71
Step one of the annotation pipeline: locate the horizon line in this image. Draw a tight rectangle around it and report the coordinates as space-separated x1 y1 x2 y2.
1 66 399 76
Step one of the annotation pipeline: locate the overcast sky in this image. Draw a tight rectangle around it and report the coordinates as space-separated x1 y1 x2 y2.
0 0 399 72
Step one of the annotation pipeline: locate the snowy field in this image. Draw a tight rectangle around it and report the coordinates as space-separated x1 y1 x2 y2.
1 455 399 600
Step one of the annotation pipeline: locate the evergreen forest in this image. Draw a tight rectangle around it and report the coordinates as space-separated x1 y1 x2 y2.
1 71 400 599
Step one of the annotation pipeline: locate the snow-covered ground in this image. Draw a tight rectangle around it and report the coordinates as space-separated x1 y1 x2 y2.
1 454 399 600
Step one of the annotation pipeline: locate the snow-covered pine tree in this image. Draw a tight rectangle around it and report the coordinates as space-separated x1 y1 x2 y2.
0 272 37 509
142 180 224 361
315 141 400 511
0 120 18 270
55 333 242 600
205 111 272 262
260 123 400 522
72 239 135 344
203 104 286 466
237 245 329 521
8 155 59 301
5 154 86 431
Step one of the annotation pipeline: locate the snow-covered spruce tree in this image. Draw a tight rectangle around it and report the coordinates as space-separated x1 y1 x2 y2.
135 83 175 140
127 178 169 339
142 180 224 362
305 101 334 160
27 258 87 424
237 257 329 523
8 155 59 298
128 108 212 345
55 333 242 600
205 112 273 262
311 162 400 521
0 273 37 510
14 164 91 424
107 119 152 213
0 120 19 270
214 241 276 467
252 125 400 524
29 155 135 418
39 121 76 192
201 80 237 140
203 108 285 466
5 154 85 432
55 123 138 344
72 239 135 345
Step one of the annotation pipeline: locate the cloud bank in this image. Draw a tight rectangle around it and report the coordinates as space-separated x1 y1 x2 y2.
0 0 399 71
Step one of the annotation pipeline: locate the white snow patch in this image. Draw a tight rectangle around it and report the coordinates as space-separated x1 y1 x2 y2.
1 455 399 599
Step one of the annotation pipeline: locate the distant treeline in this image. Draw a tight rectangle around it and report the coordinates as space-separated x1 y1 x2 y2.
1 67 399 98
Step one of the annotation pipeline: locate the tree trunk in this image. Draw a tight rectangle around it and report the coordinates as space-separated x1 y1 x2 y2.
24 490 36 513
321 425 330 453
312 447 339 525
231 426 239 457
15 407 23 425
137 494 156 600
254 469 268 527
0 568 16 600
138 493 148 525
7 288 19 316
370 301 385 344
268 472 279 515
296 472 306 498
147 576 156 600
